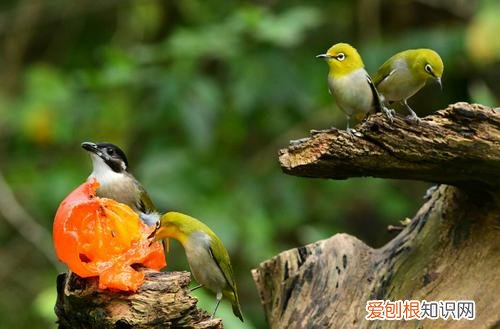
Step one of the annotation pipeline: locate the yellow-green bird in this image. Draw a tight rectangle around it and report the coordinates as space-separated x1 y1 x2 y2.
149 212 243 322
373 49 444 122
317 43 393 135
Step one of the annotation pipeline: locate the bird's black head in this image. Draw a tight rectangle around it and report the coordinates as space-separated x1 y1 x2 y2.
81 142 129 173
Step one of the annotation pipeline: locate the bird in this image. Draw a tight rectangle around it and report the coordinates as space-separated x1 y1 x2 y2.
81 142 159 226
149 211 244 322
373 48 444 122
317 42 393 135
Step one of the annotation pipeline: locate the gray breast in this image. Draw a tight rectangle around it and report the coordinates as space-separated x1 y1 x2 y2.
185 232 227 293
96 176 139 212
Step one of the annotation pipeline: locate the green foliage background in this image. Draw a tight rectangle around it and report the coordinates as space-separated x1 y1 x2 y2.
0 0 498 328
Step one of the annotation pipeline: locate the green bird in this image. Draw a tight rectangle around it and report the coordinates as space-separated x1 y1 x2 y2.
373 48 444 122
317 42 393 135
150 211 244 322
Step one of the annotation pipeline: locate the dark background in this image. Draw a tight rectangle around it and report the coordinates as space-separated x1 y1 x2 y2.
0 0 498 328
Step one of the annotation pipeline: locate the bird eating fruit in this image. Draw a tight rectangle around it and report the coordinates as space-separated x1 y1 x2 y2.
149 211 243 322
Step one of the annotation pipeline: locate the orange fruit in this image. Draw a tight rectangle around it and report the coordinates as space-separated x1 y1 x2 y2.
53 179 166 291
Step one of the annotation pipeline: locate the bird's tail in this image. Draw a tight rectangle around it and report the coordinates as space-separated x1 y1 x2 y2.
225 290 244 322
232 303 244 322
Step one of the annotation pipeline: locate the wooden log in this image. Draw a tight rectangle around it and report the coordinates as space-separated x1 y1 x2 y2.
253 102 500 328
279 102 500 189
55 269 222 329
253 186 500 329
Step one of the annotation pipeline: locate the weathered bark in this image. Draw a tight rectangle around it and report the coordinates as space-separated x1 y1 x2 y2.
280 102 500 189
253 102 500 329
55 270 221 329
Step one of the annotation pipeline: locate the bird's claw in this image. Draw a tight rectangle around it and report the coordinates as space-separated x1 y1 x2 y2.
346 128 362 138
403 104 421 124
405 113 422 124
381 106 395 122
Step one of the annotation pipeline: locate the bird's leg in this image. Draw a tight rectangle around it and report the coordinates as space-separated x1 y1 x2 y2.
190 284 203 291
378 95 395 122
210 292 223 319
345 116 355 137
345 116 362 137
402 100 421 123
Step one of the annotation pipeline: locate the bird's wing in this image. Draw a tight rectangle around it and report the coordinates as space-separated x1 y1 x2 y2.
366 74 382 113
137 184 156 214
208 240 237 291
208 237 243 320
373 58 396 86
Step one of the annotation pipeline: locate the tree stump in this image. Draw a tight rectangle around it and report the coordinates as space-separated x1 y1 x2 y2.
55 269 222 329
252 102 500 329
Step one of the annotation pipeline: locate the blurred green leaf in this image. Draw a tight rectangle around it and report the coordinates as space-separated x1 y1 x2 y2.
33 286 57 327
252 6 322 47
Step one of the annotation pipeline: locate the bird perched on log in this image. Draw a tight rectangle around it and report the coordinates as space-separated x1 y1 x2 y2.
81 142 159 226
373 48 444 122
317 42 393 135
149 211 244 322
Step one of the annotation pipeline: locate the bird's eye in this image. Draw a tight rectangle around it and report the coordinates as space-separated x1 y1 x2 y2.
425 64 433 74
336 53 346 61
107 148 115 155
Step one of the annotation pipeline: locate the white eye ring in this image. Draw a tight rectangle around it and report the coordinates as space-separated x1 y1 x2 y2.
336 53 346 61
425 64 433 74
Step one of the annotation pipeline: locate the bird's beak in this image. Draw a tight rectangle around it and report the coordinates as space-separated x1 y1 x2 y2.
81 142 99 155
436 77 443 91
147 222 160 246
316 54 330 59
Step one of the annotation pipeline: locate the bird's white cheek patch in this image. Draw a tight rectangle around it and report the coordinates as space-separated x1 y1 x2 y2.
89 154 126 186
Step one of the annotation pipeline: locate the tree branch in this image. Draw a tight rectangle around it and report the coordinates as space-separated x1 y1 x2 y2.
279 102 500 189
0 171 61 270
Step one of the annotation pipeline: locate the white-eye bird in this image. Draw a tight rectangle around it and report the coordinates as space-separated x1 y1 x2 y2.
317 43 392 135
81 142 159 226
373 48 444 122
149 211 244 322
